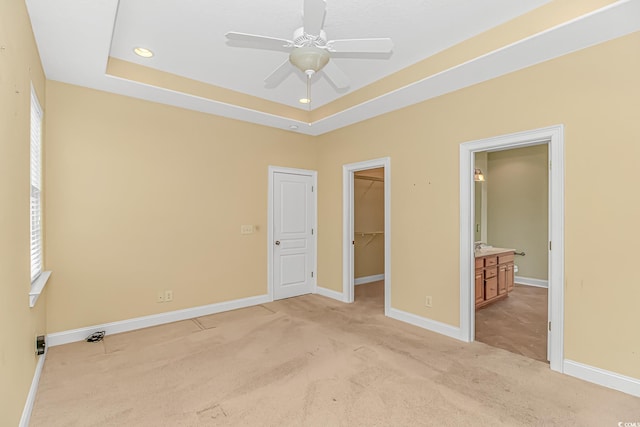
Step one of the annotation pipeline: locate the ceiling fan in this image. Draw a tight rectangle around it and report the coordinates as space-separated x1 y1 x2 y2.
225 0 393 104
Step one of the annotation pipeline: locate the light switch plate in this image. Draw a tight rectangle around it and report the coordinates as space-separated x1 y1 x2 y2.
240 225 254 234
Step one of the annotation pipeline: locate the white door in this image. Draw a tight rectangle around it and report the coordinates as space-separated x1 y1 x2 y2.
272 171 315 300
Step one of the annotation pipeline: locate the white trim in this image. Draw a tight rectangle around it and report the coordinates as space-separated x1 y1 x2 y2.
19 352 46 427
314 286 347 302
29 270 52 308
564 360 640 398
354 274 385 285
388 308 464 341
459 125 565 372
47 294 270 347
267 166 318 301
514 276 548 288
343 158 391 316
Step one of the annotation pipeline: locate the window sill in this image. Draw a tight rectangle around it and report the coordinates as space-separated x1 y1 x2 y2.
29 271 52 308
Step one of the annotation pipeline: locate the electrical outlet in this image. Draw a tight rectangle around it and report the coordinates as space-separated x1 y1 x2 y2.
425 296 433 307
240 225 254 234
164 290 173 302
157 291 165 303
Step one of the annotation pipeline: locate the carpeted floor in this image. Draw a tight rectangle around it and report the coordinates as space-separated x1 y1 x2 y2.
31 282 639 426
476 284 548 363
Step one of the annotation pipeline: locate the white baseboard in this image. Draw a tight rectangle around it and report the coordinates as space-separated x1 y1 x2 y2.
47 294 272 347
19 351 47 427
514 276 548 288
315 286 346 302
388 308 465 342
563 359 640 398
354 274 384 285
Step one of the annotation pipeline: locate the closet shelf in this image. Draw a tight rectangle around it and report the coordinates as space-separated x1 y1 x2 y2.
354 231 384 247
355 231 384 236
355 175 383 182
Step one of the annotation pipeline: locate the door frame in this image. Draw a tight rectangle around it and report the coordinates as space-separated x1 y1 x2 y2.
343 157 391 315
267 166 318 301
459 125 564 372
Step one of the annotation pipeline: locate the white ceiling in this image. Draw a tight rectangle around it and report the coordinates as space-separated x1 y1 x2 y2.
108 0 548 109
24 0 640 135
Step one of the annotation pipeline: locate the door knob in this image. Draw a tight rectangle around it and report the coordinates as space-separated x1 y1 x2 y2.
275 240 281 245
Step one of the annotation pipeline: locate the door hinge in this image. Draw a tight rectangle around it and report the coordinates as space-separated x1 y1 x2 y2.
549 160 552 171
311 185 314 192
549 241 552 251
311 271 314 278
311 228 314 235
548 321 551 331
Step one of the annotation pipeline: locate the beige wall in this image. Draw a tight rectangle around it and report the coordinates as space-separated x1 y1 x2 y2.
487 145 548 280
0 0 48 425
317 32 640 379
354 168 385 278
4 6 638 419
44 82 315 333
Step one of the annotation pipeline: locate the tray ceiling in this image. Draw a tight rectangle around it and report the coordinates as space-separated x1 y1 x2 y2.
25 0 640 135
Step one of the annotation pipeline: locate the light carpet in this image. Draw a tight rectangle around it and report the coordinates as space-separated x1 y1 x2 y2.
30 282 639 426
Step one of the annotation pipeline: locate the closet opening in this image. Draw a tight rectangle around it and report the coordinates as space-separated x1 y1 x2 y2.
353 169 385 312
342 157 391 315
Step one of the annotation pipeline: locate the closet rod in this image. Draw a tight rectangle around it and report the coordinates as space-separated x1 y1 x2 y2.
354 175 383 182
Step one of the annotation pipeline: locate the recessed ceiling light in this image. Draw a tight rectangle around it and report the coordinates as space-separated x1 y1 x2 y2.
289 125 299 130
299 98 311 104
133 47 154 58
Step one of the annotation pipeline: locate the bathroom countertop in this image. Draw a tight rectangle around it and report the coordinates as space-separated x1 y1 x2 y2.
474 247 515 257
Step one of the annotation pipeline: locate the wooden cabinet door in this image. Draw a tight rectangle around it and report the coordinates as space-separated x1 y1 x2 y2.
497 265 507 295
506 264 514 292
475 272 484 303
485 277 498 299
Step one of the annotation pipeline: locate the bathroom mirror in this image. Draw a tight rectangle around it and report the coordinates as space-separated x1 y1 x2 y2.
474 152 488 244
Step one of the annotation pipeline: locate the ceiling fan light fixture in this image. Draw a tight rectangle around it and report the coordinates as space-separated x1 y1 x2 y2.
289 46 330 73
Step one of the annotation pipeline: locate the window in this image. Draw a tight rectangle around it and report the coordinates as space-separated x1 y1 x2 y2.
30 86 43 283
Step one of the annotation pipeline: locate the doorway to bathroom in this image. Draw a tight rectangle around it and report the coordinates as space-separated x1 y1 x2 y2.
473 145 549 363
459 125 564 373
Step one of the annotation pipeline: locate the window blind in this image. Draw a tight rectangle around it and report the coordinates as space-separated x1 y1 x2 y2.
30 87 43 283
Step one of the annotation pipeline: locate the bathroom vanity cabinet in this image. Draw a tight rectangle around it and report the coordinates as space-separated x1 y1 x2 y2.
475 248 515 309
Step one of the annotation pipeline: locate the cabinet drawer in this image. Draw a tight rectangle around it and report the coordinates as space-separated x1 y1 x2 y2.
485 277 498 299
484 256 497 267
498 253 514 264
475 258 484 269
484 266 497 279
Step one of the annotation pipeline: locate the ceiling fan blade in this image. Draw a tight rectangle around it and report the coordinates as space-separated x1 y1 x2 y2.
264 60 294 88
322 60 350 89
303 0 326 36
225 32 293 50
326 38 394 54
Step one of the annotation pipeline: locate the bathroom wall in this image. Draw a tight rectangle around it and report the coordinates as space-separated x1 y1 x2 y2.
487 145 548 280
